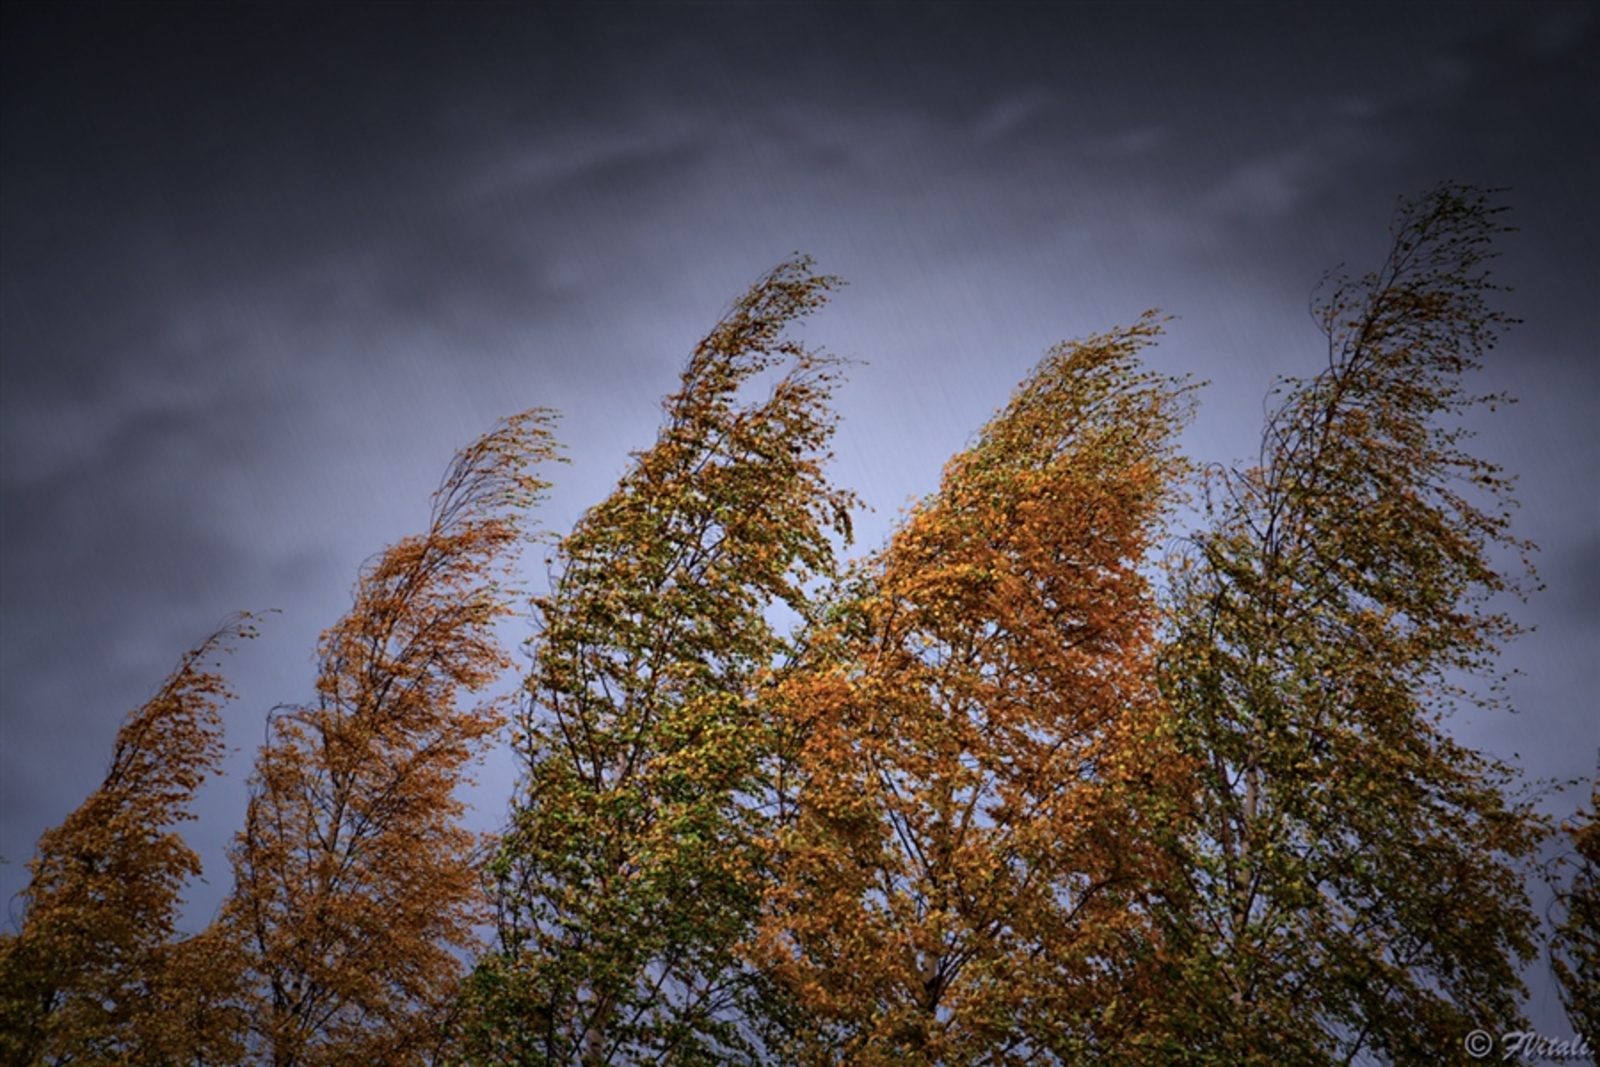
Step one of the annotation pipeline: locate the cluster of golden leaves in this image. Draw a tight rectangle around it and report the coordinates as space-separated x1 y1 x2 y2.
754 318 1196 1064
220 410 561 1065
1 619 255 1064
1 413 561 1067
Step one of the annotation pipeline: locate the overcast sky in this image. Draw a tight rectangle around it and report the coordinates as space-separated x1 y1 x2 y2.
3 0 1596 1039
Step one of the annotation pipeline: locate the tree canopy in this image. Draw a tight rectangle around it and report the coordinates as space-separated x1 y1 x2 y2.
222 409 560 1066
464 258 855 1066
1 617 256 1065
3 184 1582 1066
752 316 1194 1064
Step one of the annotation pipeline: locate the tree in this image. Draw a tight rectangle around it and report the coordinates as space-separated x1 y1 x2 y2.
1153 184 1548 1064
220 410 560 1066
464 257 856 1065
1550 769 1599 1048
0 617 256 1066
753 317 1195 1064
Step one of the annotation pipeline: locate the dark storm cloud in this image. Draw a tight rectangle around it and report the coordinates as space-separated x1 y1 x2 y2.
1554 535 1600 627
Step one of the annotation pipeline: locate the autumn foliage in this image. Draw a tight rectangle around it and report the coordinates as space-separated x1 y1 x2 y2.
0 618 255 1064
1550 772 1600 1049
1153 186 1549 1064
221 410 560 1066
3 185 1583 1065
464 260 855 1065
753 317 1193 1063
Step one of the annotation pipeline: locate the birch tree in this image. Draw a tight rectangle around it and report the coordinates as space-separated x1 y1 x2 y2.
465 257 855 1066
755 318 1195 1064
0 619 255 1065
222 411 559 1066
1153 184 1549 1064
